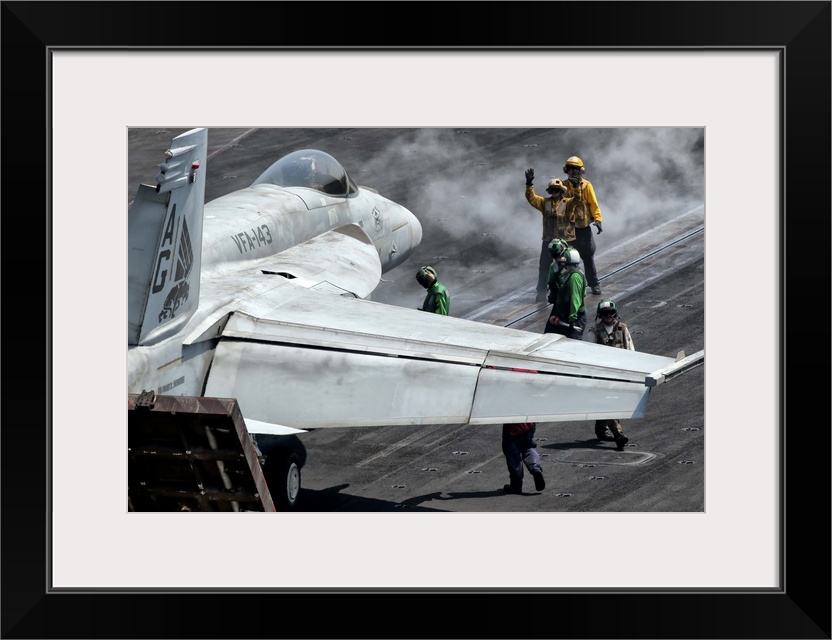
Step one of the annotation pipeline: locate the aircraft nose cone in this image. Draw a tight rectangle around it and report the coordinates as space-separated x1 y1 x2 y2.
409 208 423 247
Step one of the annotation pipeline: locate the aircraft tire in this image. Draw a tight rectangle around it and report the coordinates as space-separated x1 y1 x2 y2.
265 451 302 511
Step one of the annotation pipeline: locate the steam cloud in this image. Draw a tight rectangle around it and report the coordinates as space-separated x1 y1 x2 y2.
129 127 705 313
354 128 704 309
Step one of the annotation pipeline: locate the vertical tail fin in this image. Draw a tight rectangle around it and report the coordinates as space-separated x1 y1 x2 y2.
128 128 208 345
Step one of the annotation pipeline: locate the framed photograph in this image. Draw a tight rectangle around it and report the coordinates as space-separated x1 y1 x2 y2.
6 1 829 638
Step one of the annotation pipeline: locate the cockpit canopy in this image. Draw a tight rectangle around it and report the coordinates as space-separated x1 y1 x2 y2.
252 149 358 197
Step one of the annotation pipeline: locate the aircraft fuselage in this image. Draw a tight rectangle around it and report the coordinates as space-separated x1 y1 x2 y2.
128 148 422 399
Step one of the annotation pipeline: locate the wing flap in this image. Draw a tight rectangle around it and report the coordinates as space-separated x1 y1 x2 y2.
205 341 480 428
469 366 652 424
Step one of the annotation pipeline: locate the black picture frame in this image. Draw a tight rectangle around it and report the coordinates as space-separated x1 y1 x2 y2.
3 1 829 638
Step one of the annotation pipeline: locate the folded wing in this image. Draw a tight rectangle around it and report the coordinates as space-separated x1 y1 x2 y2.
199 285 701 430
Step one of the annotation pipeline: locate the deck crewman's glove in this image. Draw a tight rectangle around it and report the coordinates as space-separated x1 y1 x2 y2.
525 168 534 186
593 221 603 234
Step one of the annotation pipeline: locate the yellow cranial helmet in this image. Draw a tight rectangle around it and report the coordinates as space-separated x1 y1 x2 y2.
563 156 585 175
546 178 566 193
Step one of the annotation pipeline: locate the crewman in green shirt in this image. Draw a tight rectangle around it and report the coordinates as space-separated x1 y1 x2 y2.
416 266 450 316
544 249 586 339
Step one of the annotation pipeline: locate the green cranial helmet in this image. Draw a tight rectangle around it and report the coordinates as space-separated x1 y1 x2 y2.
416 265 437 287
597 299 617 315
563 248 581 266
548 238 570 259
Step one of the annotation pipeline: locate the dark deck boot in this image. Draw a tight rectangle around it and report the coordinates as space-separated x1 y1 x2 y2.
503 481 523 494
595 423 615 442
609 420 628 450
532 471 546 491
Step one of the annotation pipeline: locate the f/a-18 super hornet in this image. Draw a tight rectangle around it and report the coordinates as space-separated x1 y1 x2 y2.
127 128 703 511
